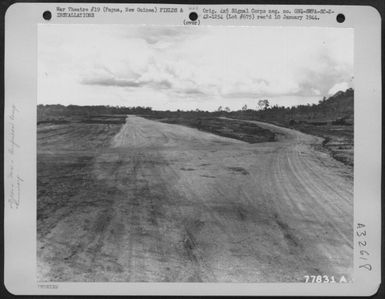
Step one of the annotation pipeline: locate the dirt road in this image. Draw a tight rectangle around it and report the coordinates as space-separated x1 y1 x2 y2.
37 116 353 282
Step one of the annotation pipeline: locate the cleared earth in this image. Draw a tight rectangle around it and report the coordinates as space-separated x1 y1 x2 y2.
37 115 353 282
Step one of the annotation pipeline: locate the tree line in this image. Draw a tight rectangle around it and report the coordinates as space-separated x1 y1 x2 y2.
38 88 353 125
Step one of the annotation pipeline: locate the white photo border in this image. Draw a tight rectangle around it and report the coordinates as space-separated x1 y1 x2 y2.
4 3 381 296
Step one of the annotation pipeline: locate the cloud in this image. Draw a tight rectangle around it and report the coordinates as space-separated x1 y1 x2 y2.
180 88 207 96
293 51 353 97
82 77 142 87
82 76 173 89
38 25 353 110
328 82 350 95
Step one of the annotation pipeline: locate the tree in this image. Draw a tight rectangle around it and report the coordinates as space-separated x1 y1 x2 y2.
217 106 223 112
225 107 231 112
257 99 270 110
242 104 248 111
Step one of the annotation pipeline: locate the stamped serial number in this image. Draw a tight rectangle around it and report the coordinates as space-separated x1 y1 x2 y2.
357 223 372 271
304 275 348 283
38 284 58 289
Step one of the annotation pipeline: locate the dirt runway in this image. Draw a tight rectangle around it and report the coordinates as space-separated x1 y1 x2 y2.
37 116 353 282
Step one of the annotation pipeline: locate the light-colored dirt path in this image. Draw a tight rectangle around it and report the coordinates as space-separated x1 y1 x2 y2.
37 115 353 282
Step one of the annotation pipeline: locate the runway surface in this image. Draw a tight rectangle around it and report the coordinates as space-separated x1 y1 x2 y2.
37 115 353 282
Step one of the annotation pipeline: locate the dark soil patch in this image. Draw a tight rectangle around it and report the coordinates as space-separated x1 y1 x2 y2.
145 115 276 144
227 166 249 175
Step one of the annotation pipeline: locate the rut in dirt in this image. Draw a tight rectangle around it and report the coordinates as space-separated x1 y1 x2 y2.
37 116 353 282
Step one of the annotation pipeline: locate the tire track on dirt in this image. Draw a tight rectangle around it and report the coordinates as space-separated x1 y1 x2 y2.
38 115 353 282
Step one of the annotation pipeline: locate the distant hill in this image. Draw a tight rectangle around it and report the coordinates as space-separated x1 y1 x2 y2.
227 88 354 166
310 88 354 122
37 88 354 126
237 88 354 126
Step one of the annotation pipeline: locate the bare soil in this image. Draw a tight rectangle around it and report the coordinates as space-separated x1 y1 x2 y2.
144 115 276 143
37 116 353 282
291 124 354 167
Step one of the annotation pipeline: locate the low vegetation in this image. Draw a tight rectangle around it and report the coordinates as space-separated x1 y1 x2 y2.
37 106 276 144
229 89 354 166
144 114 275 143
37 88 354 165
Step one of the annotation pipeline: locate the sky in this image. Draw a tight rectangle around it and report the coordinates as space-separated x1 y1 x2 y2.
38 25 353 111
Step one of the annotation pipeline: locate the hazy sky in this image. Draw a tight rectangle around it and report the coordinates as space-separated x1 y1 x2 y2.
38 25 353 111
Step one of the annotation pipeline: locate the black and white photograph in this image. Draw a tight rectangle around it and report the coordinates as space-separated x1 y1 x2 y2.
36 24 354 282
